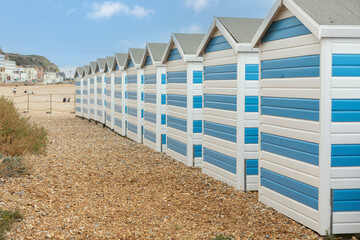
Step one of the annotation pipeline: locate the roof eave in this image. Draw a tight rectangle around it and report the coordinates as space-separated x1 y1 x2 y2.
161 34 175 64
196 17 217 56
236 43 259 52
320 25 360 38
184 55 203 62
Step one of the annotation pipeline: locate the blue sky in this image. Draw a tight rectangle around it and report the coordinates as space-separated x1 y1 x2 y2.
0 0 275 76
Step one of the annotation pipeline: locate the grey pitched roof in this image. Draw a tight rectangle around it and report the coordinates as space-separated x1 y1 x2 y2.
129 48 145 64
292 0 360 25
106 56 115 71
75 67 84 78
83 65 90 75
174 33 205 54
90 62 97 73
217 17 263 43
115 53 127 67
148 43 168 61
97 58 106 71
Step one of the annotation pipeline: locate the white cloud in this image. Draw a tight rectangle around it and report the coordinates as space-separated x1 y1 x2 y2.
184 0 217 13
180 23 203 34
66 8 76 16
87 1 155 20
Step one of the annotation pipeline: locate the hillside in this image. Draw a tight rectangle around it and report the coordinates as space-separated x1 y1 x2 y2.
6 53 59 72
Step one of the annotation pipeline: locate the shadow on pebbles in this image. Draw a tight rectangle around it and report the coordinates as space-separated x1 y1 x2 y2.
1 113 321 239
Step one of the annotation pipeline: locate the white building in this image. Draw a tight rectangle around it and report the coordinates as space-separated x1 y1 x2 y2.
0 55 5 82
4 60 16 81
44 72 64 84
23 67 38 81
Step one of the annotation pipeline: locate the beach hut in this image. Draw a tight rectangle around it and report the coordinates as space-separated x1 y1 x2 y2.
251 0 360 235
113 53 128 136
74 67 84 117
140 43 168 152
196 17 263 190
105 57 115 129
83 65 91 119
161 33 205 167
89 61 97 121
124 48 146 143
95 58 107 124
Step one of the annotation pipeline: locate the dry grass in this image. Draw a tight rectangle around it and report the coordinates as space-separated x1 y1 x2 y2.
0 209 22 240
0 97 47 156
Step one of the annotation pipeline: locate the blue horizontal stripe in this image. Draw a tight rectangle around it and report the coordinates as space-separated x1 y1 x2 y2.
115 118 122 127
193 71 203 84
161 74 166 84
204 148 236 174
333 54 360 77
333 189 360 211
167 115 187 132
193 120 202 133
332 99 360 122
106 113 111 121
144 129 156 143
204 94 236 111
141 109 144 118
90 89 94 94
76 98 81 103
114 91 121 99
128 107 137 117
115 104 122 113
127 59 134 68
97 99 102 105
194 145 202 158
83 108 88 113
193 95 203 108
167 94 187 108
114 77 121 84
144 93 156 104
245 96 258 112
245 128 258 144
262 16 312 42
75 90 81 94
162 134 166 145
161 114 166 125
144 74 156 84
246 159 258 175
261 97 319 121
245 64 259 81
90 99 94 104
97 110 102 117
127 122 137 133
144 111 156 123
261 168 318 209
145 56 153 66
262 55 320 78
167 48 182 61
128 91 137 100
90 79 94 84
161 94 166 105
127 75 137 84
141 92 144 101
167 137 187 156
204 64 237 81
332 144 360 167
76 107 81 112
205 35 232 53
167 71 187 83
204 121 236 143
261 132 319 165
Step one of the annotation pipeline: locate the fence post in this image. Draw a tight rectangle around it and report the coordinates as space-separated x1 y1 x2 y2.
46 94 52 114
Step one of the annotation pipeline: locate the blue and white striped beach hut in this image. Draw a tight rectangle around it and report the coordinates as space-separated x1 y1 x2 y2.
251 0 360 235
161 33 205 167
74 67 84 117
82 65 90 119
196 17 263 191
124 48 146 143
89 61 97 121
141 43 168 152
113 53 128 136
95 58 107 124
105 57 115 129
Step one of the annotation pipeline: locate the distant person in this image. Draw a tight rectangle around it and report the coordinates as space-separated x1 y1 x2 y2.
63 98 67 102
67 98 70 102
24 90 27 94
12 87 17 95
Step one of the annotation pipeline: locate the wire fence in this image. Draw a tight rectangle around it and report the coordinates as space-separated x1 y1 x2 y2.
3 93 76 114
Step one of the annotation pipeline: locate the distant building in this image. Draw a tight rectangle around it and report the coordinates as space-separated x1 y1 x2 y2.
44 72 64 84
36 67 44 81
23 67 38 81
4 60 16 81
0 54 4 82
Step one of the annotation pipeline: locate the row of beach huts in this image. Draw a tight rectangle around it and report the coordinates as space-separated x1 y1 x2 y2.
74 0 360 235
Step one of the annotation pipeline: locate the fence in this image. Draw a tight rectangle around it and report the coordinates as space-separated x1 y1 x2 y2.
4 94 76 114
